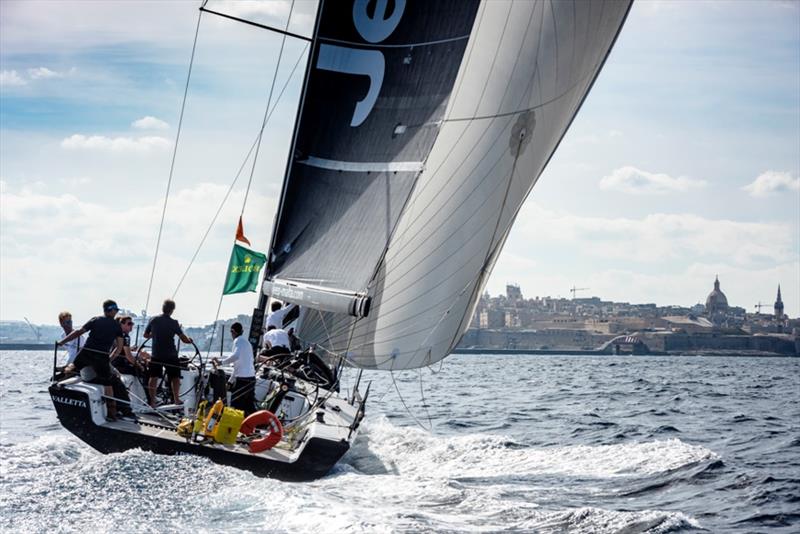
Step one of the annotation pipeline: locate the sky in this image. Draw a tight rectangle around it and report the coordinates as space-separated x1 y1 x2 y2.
1 0 798 326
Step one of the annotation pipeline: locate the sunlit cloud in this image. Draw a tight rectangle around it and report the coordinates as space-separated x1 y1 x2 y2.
1 67 76 85
513 204 793 267
27 67 61 79
131 116 170 130
599 166 707 195
742 171 799 197
58 176 93 187
0 69 26 86
60 134 171 152
0 181 277 324
210 0 291 18
493 203 798 311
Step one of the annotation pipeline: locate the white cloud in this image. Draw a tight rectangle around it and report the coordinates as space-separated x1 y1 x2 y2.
204 0 315 34
1 67 75 85
132 116 170 130
58 176 92 187
512 204 794 267
0 181 276 325
27 67 62 79
60 134 171 152
491 203 799 314
211 0 291 18
742 171 800 197
599 166 707 195
0 70 27 86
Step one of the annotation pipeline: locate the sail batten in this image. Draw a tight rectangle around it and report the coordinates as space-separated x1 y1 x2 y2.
299 157 424 173
268 0 632 370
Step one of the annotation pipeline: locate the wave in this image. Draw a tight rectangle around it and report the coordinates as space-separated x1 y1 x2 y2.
522 507 702 534
343 416 718 480
0 419 712 533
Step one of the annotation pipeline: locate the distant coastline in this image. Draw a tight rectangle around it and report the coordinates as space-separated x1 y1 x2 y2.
2 343 795 358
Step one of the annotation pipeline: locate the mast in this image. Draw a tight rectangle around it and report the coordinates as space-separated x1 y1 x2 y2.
249 0 326 349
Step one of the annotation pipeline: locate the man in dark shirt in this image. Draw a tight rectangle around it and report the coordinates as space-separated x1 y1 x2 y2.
144 299 192 407
58 299 124 419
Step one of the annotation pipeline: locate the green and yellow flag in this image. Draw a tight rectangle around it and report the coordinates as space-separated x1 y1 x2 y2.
223 244 267 295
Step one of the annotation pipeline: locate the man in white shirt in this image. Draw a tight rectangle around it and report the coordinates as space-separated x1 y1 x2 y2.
58 311 86 368
213 322 256 415
266 301 298 330
259 325 292 362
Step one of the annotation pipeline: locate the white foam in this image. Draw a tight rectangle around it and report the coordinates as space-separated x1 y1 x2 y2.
0 419 710 533
350 416 718 480
523 507 702 533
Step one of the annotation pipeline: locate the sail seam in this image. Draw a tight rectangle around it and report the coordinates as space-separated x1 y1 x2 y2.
318 34 470 49
442 68 593 124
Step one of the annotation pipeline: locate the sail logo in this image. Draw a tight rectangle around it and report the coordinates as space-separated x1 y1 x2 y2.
273 285 304 301
51 395 87 408
316 0 406 127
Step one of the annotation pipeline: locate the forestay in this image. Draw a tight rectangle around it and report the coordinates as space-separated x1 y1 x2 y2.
265 0 632 370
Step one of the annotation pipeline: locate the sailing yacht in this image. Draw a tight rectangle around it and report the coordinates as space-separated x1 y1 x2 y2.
50 0 632 480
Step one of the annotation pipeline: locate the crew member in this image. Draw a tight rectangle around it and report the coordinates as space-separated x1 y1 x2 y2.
265 301 298 330
57 311 85 369
110 315 143 376
259 325 292 360
214 322 256 416
58 299 124 420
144 299 192 407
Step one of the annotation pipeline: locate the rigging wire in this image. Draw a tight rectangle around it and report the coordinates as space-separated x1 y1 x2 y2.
205 1 296 357
143 8 203 318
390 369 432 432
171 41 309 299
242 0 296 215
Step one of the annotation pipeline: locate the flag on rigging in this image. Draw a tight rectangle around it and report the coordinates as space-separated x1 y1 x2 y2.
235 216 251 245
223 244 267 295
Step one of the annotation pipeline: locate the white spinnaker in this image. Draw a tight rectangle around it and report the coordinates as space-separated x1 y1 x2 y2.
299 0 632 369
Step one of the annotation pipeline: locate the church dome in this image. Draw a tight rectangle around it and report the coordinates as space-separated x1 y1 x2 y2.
705 275 729 314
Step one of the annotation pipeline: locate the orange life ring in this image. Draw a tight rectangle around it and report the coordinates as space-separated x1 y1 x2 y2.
240 410 283 453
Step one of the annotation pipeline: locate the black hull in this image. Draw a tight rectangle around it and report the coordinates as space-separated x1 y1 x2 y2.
49 384 349 482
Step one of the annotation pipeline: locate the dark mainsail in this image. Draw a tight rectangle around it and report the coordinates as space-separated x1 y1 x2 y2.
266 0 481 304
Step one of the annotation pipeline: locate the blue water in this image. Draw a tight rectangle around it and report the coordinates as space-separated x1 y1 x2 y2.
1 352 798 533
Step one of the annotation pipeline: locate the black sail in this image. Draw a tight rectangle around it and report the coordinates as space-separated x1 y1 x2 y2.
267 0 481 296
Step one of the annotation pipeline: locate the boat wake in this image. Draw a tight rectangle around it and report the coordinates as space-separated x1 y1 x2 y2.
1 419 713 533
342 416 717 479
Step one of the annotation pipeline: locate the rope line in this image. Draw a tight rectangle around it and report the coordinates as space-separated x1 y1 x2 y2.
144 9 203 317
242 0 296 216
171 42 309 298
205 4 296 356
390 369 432 431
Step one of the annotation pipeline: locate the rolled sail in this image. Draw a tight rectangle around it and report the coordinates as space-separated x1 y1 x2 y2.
267 0 633 370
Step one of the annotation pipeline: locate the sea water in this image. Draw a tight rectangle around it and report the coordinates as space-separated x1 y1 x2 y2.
1 352 798 533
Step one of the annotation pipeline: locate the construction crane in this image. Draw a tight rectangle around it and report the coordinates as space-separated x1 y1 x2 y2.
570 286 590 299
23 317 41 342
754 302 770 314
